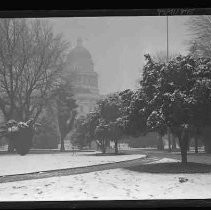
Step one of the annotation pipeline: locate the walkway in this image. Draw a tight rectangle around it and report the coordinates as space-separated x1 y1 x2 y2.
0 156 160 183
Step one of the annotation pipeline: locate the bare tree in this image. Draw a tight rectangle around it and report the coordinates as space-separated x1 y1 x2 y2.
187 15 211 58
0 18 68 122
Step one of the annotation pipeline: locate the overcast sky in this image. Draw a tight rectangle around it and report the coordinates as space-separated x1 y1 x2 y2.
47 16 191 95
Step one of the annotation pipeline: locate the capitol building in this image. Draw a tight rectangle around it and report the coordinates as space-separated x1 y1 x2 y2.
64 38 100 118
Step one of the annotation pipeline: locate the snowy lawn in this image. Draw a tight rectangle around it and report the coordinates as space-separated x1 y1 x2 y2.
0 152 145 176
0 157 211 201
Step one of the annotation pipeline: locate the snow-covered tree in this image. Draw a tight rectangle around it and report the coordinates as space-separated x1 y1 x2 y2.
119 89 148 138
94 119 110 154
140 54 211 163
95 93 124 154
71 116 88 149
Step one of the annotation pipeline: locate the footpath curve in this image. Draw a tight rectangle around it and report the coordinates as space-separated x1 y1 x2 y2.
0 155 161 183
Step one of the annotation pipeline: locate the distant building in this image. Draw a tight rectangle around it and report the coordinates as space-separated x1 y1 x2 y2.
63 38 101 149
64 38 100 118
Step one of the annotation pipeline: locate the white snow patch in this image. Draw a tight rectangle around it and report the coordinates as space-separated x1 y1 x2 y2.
150 158 180 164
0 167 211 201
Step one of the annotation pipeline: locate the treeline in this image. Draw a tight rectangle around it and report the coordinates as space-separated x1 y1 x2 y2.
72 54 211 164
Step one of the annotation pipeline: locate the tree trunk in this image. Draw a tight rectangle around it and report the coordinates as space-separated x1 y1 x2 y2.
167 128 171 152
7 139 15 153
157 133 164 150
60 136 65 152
178 129 189 164
97 142 100 151
194 136 198 154
180 143 188 164
171 134 177 150
6 113 21 154
102 139 106 154
114 139 118 154
187 140 190 151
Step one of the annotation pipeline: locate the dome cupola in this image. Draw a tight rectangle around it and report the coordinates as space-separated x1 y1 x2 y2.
65 38 94 72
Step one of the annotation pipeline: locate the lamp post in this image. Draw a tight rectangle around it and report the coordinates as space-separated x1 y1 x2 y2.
166 15 169 63
166 15 172 152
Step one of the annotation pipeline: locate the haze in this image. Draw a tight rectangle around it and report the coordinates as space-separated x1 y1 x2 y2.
47 16 191 95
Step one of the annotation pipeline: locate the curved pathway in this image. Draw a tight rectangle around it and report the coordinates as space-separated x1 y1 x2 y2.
0 156 161 183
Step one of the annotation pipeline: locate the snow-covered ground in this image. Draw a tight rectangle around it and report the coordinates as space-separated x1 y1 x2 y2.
0 152 145 176
1 153 210 201
0 159 211 201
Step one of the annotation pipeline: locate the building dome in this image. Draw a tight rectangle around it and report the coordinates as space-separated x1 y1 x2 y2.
64 38 100 119
65 38 94 72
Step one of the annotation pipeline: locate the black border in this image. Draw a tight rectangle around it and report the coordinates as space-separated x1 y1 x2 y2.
1 6 211 210
0 199 211 209
0 8 211 18
0 0 211 11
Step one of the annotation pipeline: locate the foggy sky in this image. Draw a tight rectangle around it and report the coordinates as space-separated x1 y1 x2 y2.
48 16 191 95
